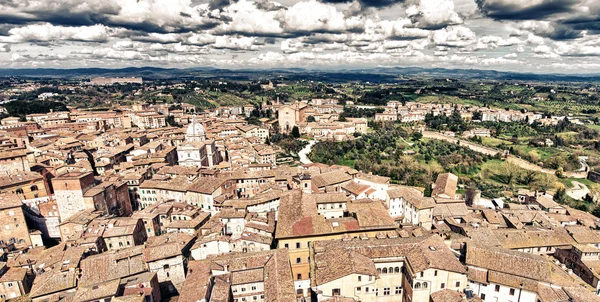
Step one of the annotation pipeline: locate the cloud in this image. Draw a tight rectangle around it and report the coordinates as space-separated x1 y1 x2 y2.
475 0 578 20
320 0 405 9
431 25 477 48
278 0 366 34
1 23 112 43
0 0 222 34
406 0 463 30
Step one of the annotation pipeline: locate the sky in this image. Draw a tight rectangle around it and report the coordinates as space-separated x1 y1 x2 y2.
0 0 599 73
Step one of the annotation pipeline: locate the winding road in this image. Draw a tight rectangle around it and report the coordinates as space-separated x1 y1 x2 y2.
298 140 317 164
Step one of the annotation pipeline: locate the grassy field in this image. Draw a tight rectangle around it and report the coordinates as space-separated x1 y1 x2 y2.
481 137 512 148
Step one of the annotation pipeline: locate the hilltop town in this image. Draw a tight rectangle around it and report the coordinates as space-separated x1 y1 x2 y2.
0 77 598 302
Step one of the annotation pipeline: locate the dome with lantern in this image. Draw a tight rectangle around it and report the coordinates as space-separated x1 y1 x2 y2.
186 115 206 142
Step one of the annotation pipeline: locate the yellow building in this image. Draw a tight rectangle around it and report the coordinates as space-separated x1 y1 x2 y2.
311 235 468 302
275 191 398 298
278 102 307 133
0 172 48 200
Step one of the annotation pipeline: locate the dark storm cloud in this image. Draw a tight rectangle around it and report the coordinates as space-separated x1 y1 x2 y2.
542 24 583 40
475 0 578 20
0 0 223 35
321 0 405 8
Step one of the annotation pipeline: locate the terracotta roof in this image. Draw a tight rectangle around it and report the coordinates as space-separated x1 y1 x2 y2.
466 243 551 283
492 228 575 250
565 225 600 244
430 289 464 302
312 170 352 188
29 270 77 299
314 248 377 284
313 235 465 283
432 172 458 199
79 246 147 286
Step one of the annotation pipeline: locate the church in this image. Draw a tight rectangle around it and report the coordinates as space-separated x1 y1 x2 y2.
177 116 222 168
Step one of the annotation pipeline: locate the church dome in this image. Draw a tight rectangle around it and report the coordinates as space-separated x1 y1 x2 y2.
186 116 206 141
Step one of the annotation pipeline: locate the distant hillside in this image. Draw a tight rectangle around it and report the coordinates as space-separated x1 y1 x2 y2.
0 66 599 83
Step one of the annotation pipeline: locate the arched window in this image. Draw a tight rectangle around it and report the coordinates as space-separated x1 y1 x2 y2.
30 185 38 191
15 188 23 194
377 268 382 274
423 283 428 289
414 283 421 289
394 267 400 273
382 268 388 274
388 267 393 273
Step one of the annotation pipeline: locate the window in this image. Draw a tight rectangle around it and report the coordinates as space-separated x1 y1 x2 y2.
284 244 289 249
383 287 390 296
251 286 257 291
296 258 301 264
394 267 400 273
455 281 460 287
296 289 303 295
377 268 381 274
296 242 301 249
434 270 438 276
509 288 515 296
481 294 486 300
241 287 246 292
395 286 402 295
440 283 445 289
420 272 424 277
382 268 387 274
297 274 302 280
495 285 500 292
6 283 13 288
414 283 421 289
365 287 369 293
332 289 341 296
356 287 361 292
163 264 170 269
358 276 362 281
423 283 428 289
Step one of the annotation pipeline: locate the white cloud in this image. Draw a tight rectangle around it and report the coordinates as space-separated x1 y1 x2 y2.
2 23 112 43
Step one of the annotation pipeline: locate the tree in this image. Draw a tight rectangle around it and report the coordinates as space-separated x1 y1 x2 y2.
410 131 423 141
265 137 271 145
553 187 567 204
291 126 300 138
424 184 432 197
592 206 600 218
338 114 348 122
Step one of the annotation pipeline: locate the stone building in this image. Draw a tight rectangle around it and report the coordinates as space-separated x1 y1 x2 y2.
0 194 32 248
52 172 96 221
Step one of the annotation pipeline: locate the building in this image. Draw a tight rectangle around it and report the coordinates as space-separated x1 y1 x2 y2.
177 116 222 168
311 235 468 302
0 150 30 174
52 172 97 221
143 232 195 294
278 102 308 133
0 172 48 200
275 191 398 298
0 265 33 300
0 194 33 248
90 77 143 85
179 249 296 302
